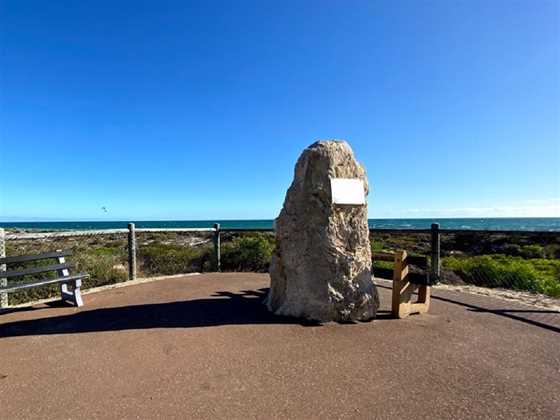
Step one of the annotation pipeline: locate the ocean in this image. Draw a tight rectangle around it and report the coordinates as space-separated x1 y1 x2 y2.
1 217 559 232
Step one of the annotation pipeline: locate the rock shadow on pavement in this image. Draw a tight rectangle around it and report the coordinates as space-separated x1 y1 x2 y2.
0 288 363 338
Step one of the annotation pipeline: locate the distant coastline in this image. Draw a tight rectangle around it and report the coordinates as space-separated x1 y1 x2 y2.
1 217 559 232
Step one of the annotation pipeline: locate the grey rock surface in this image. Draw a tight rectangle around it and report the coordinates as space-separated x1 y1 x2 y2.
267 140 379 322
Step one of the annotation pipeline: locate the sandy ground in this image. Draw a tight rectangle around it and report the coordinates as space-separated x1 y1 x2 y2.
1 273 559 420
434 283 560 311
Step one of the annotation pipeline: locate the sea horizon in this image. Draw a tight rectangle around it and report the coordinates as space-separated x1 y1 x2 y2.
1 217 559 232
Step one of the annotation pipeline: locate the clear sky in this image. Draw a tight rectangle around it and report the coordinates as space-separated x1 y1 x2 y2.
1 1 559 221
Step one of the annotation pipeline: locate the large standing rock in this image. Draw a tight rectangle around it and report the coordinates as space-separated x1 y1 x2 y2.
267 140 379 322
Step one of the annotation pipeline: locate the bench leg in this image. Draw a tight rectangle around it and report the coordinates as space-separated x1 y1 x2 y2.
60 279 83 307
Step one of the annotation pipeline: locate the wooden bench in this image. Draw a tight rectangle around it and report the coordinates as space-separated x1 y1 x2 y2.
0 250 88 307
373 250 433 319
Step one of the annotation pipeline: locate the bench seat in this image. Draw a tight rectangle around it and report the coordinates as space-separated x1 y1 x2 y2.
0 273 89 293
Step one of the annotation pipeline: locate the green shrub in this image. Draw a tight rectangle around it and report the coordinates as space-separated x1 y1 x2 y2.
373 260 393 269
520 245 545 259
443 255 560 297
371 240 384 253
502 244 522 256
87 244 127 258
138 243 212 275
221 235 274 272
74 252 128 287
138 234 275 275
544 244 560 259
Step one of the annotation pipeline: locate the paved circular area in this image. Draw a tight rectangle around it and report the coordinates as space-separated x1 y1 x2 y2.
1 273 559 419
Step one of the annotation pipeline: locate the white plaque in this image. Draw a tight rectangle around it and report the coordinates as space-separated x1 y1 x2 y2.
330 178 366 205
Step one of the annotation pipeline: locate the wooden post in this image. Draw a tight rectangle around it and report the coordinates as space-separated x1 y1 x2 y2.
0 228 7 308
128 223 137 281
430 223 441 283
213 223 221 272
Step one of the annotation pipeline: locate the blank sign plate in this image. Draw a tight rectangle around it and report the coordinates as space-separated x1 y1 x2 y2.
330 178 366 205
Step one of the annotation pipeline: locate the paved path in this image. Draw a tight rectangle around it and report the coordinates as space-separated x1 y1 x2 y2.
1 273 559 419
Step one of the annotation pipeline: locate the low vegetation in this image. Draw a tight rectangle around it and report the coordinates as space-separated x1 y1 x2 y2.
369 233 560 297
3 231 559 305
442 255 560 297
221 235 274 272
138 243 213 275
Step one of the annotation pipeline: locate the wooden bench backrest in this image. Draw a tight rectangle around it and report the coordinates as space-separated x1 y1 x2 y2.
372 252 430 285
387 250 431 318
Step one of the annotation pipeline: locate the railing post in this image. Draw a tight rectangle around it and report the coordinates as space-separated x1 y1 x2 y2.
0 228 7 308
213 223 221 272
391 250 407 318
128 223 137 281
430 223 441 283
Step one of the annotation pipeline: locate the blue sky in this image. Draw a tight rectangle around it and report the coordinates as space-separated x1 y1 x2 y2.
1 0 559 221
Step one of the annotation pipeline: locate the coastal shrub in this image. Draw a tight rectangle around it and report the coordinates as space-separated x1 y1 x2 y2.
371 240 384 253
443 255 560 297
372 259 393 270
372 257 394 280
544 244 560 259
520 245 545 259
502 244 522 257
87 244 127 258
221 235 274 272
138 243 212 275
73 252 128 287
139 234 274 275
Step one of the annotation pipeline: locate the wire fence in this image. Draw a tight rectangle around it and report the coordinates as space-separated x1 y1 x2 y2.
371 229 560 298
135 229 215 277
1 225 559 307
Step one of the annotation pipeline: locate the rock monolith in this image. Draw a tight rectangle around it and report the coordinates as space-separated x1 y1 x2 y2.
266 140 379 322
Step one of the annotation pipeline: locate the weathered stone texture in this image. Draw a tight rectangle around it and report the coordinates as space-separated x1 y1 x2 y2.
267 140 379 322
